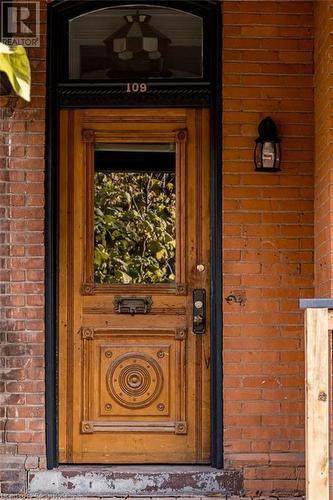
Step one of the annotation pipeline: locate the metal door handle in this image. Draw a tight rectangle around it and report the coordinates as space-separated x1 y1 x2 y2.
193 289 206 334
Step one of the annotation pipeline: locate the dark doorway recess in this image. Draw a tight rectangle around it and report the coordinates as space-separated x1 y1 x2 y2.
46 0 223 468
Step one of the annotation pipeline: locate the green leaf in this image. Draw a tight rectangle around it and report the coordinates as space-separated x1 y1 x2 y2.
0 43 31 101
156 248 167 262
93 171 176 284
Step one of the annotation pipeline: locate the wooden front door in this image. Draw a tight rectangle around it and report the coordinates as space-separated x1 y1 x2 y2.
58 108 210 463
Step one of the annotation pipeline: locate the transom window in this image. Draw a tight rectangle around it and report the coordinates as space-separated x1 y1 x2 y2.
69 6 203 80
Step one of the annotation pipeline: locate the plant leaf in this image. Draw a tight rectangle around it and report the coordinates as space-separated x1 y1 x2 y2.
0 43 31 101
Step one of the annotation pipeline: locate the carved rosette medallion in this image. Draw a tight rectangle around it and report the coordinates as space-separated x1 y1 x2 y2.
106 353 163 409
176 128 188 142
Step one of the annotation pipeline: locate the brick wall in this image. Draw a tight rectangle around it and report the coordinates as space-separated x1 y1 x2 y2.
222 1 314 496
314 2 333 297
0 2 47 495
313 2 333 497
0 0 317 497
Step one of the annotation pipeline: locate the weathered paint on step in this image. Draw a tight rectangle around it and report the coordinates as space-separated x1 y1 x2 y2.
28 466 243 497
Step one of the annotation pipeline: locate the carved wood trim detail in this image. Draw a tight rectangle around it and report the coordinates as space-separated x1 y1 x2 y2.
175 328 187 340
81 327 94 340
80 282 187 296
80 283 95 295
176 128 188 143
83 306 187 316
175 421 188 435
82 125 188 289
176 284 187 295
195 109 203 263
81 421 188 433
81 327 186 336
81 421 94 434
83 115 186 124
82 129 95 143
81 328 186 431
106 352 163 409
88 129 185 145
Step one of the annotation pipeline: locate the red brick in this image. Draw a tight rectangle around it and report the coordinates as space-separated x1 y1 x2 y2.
0 1 318 498
222 1 314 496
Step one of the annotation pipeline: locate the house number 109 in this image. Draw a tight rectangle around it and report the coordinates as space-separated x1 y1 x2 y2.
126 83 148 93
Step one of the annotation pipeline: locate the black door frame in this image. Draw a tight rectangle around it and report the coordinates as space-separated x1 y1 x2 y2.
45 0 223 468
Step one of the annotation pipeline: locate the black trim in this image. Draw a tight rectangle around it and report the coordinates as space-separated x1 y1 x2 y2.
45 0 59 469
58 85 211 108
45 0 222 469
210 4 223 469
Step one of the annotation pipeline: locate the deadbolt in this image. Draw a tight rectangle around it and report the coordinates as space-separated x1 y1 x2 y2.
196 264 205 272
193 289 206 334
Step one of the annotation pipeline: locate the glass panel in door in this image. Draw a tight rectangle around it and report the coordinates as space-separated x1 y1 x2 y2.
94 143 176 284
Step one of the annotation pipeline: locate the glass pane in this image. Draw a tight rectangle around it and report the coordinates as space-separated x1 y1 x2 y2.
69 6 202 79
94 144 176 284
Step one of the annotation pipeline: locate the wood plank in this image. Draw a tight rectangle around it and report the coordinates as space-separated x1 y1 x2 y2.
304 308 329 500
58 110 70 461
327 308 333 330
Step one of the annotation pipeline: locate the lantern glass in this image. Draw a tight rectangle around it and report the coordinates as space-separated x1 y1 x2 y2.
255 141 281 171
254 142 263 169
262 141 275 169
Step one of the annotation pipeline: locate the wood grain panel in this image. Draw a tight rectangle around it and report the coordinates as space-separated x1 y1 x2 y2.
305 308 329 500
80 328 186 432
59 108 210 464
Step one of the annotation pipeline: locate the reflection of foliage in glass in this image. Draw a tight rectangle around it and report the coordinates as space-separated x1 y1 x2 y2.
94 171 176 284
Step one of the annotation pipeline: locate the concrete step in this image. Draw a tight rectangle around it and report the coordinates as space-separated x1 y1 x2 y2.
28 466 243 497
12 496 305 500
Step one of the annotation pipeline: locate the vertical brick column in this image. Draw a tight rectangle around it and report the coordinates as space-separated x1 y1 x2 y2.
314 1 333 296
314 4 333 497
0 1 47 494
222 1 314 496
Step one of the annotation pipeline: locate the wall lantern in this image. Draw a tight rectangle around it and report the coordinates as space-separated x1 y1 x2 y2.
104 11 171 78
254 117 281 172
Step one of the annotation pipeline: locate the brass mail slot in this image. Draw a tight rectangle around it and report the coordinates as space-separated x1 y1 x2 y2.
113 296 153 315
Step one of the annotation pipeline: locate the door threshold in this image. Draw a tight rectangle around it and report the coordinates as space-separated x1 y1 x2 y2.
28 465 243 497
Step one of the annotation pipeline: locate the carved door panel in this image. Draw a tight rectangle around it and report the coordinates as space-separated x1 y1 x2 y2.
58 108 210 463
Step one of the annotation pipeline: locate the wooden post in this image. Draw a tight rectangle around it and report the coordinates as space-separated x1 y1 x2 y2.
305 307 329 500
